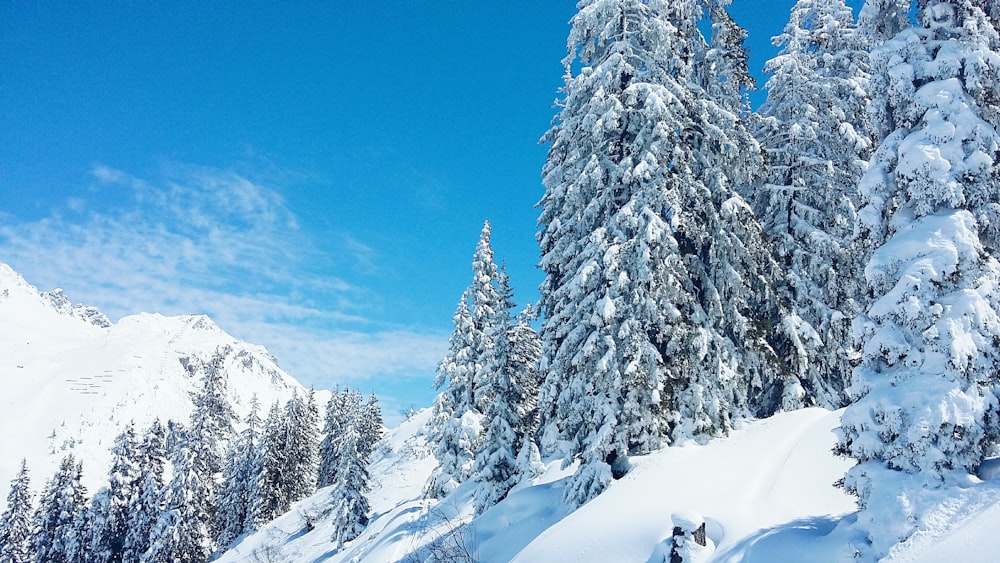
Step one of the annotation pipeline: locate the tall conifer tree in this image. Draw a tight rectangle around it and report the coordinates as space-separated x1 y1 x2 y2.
318 386 350 489
86 423 142 563
216 398 263 548
837 1 1000 556
472 268 520 514
122 419 167 563
426 223 503 497
32 455 88 563
328 426 371 549
537 0 800 506
0 460 33 563
252 400 289 526
756 0 873 406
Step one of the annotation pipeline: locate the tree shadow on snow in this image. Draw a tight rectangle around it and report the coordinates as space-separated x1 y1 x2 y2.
712 514 859 563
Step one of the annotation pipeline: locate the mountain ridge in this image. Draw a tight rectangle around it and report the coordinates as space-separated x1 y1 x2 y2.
0 263 317 508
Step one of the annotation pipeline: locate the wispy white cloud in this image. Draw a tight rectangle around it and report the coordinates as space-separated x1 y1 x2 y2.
0 161 446 407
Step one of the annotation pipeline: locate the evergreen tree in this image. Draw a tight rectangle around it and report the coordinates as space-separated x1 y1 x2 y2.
0 460 32 563
122 419 167 563
537 0 798 506
216 397 263 548
252 400 288 526
32 455 88 563
64 496 92 563
698 0 756 116
508 304 543 440
469 221 502 412
755 0 873 407
471 268 518 514
317 386 349 489
86 423 142 563
189 347 238 476
142 447 211 563
514 435 546 484
471 268 543 513
836 1 1000 557
356 393 384 461
328 426 370 548
185 347 238 545
143 351 237 561
282 391 321 504
425 224 505 497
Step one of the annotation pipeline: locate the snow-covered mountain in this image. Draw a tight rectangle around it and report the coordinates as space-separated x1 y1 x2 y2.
219 407 1000 562
0 263 313 506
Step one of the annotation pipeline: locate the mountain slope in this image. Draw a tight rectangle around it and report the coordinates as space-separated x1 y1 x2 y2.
221 406 1000 562
0 263 311 505
218 408 854 561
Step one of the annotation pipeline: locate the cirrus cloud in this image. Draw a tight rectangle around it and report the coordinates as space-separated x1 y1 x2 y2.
0 161 447 413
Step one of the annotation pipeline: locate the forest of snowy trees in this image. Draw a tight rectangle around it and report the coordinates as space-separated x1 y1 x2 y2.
425 0 1000 559
2 0 1000 560
0 348 383 563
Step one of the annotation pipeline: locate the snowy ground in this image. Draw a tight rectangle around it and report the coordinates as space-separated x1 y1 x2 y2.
220 406 1000 562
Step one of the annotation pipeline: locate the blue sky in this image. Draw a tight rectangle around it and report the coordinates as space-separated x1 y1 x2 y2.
1 1 862 421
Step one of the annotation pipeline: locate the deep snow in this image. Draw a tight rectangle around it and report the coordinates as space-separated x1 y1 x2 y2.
220 406 1000 562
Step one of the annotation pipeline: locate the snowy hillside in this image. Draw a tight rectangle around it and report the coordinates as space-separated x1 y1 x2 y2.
219 407 1000 562
0 263 312 505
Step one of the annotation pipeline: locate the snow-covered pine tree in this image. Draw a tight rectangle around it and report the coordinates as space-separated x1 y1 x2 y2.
509 304 545 486
281 390 321 504
189 347 238 473
252 400 288 526
755 0 873 407
469 221 502 412
143 352 237 561
472 267 519 514
64 494 92 563
216 397 263 548
317 386 349 489
508 304 542 441
0 459 32 563
186 347 237 544
836 1 1000 557
31 455 88 563
356 393 384 461
142 447 212 563
83 423 142 563
698 0 755 117
514 434 546 484
679 0 804 421
328 425 371 549
426 224 505 498
425 291 478 500
537 0 798 506
121 419 167 563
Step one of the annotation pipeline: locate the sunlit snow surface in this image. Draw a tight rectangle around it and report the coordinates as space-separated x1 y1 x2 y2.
220 406 1000 562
